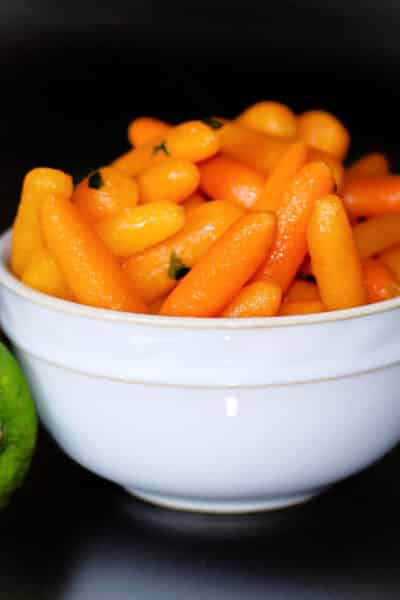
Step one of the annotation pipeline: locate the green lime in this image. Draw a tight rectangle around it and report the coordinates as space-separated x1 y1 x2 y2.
0 342 37 507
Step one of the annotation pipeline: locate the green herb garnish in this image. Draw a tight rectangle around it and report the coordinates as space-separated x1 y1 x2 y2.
88 171 103 189
168 252 191 280
201 117 223 130
152 140 170 156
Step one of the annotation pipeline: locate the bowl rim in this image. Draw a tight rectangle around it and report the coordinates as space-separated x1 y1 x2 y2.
2 229 400 330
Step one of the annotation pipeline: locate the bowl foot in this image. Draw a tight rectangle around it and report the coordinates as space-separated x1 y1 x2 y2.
124 488 322 514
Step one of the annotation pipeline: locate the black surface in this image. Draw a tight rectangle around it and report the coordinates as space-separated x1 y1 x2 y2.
1 432 400 599
1 2 400 597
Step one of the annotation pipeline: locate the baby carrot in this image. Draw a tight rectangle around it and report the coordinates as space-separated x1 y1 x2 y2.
222 280 282 318
297 110 350 161
279 300 326 316
307 194 366 310
21 247 74 301
183 192 208 216
307 149 344 190
363 258 400 303
352 214 400 258
346 153 389 178
379 243 400 280
160 212 276 317
40 195 148 313
113 120 220 176
11 168 73 276
237 101 297 138
256 161 334 293
95 202 185 258
72 166 139 223
137 159 200 204
128 117 171 147
123 201 244 303
284 279 320 303
219 122 291 175
199 154 266 209
342 175 400 216
253 141 309 212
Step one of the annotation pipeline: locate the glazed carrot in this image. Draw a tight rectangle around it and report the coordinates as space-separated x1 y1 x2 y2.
279 300 326 316
256 161 334 293
352 214 400 258
219 122 291 175
40 195 148 313
183 192 208 216
284 279 320 303
72 167 139 223
238 101 297 138
379 243 400 280
297 110 350 161
160 212 276 317
128 117 171 147
123 201 244 303
199 154 266 209
137 159 200 204
11 168 73 276
21 247 74 301
307 149 344 190
253 141 309 211
307 195 366 310
363 258 400 303
95 202 185 258
113 120 220 176
222 280 282 317
342 175 400 216
346 153 389 178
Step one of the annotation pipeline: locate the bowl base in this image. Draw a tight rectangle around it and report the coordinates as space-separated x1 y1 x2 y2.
125 487 322 514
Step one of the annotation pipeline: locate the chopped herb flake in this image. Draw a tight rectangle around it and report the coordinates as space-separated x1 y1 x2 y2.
168 252 191 280
201 116 223 130
152 140 170 156
88 171 103 189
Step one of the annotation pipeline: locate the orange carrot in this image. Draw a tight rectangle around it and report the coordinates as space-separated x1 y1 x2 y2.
279 300 326 315
346 153 389 178
253 141 309 211
113 120 220 176
362 258 400 303
199 154 266 209
219 122 291 175
128 117 171 147
123 201 244 303
307 195 366 310
183 192 208 216
222 280 282 317
72 166 139 223
21 247 74 301
297 110 350 161
237 101 297 138
307 149 344 191
256 161 334 292
284 279 320 303
40 195 147 313
160 212 276 317
342 175 400 216
137 159 200 204
11 168 73 276
352 214 400 258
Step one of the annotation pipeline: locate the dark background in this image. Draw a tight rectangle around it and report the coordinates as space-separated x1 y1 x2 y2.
1 2 400 598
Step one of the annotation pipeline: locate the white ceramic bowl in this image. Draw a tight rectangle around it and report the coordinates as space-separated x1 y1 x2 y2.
1 230 400 513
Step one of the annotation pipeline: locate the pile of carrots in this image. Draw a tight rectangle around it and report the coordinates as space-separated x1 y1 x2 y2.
10 101 400 318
